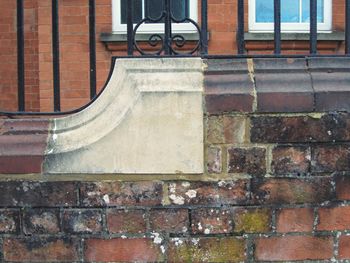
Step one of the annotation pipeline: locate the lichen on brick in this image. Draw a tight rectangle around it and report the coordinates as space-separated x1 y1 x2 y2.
233 208 271 233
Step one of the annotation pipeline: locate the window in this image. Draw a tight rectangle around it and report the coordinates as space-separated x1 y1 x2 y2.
112 0 198 34
249 0 332 32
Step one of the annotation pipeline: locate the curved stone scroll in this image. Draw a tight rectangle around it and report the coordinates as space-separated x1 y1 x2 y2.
43 58 204 174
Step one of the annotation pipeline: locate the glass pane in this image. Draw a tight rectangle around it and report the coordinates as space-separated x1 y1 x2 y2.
301 0 324 23
121 0 143 24
146 0 164 20
256 0 301 23
281 0 300 22
171 0 189 20
145 0 189 23
256 0 274 22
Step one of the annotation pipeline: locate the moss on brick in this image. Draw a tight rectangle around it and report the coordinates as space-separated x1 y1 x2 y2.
168 237 246 262
233 208 271 233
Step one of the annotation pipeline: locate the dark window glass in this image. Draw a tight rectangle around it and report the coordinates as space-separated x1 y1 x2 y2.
121 0 143 24
121 0 189 24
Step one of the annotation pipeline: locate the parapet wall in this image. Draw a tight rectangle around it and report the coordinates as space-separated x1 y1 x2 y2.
0 57 349 262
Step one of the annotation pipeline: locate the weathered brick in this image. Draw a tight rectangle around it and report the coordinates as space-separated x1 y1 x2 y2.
276 208 314 233
168 180 249 206
233 208 271 233
62 209 103 234
206 116 224 144
251 113 350 143
206 146 222 173
3 237 79 262
318 206 350 231
228 147 266 175
23 209 60 234
107 209 146 234
168 237 246 262
191 208 232 234
255 236 333 261
149 209 189 233
312 144 350 173
251 177 334 204
85 238 164 262
223 115 247 144
339 235 350 259
217 180 250 205
0 210 19 234
0 181 77 207
336 176 350 200
272 146 310 175
80 181 163 206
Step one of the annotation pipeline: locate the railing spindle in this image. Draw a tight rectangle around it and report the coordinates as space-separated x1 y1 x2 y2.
164 0 172 55
310 0 318 55
346 0 350 54
274 0 281 54
237 0 245 54
127 0 134 55
17 0 25 111
52 0 61 111
201 0 208 55
89 0 96 99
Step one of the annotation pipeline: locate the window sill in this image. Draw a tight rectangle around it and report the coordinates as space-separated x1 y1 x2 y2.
244 32 345 41
100 32 200 43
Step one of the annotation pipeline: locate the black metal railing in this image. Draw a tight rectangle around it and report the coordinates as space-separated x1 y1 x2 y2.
2 0 350 115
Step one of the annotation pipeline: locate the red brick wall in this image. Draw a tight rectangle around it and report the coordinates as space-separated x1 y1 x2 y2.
0 0 347 112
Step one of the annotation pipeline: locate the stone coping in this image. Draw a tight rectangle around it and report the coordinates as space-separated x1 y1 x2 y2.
205 57 350 114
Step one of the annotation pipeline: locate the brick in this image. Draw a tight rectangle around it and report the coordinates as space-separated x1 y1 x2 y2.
80 181 163 206
272 146 311 175
23 209 60 234
276 208 314 233
312 144 350 173
233 208 271 233
318 206 350 231
251 177 334 204
149 209 189 233
222 115 247 144
85 238 164 262
205 73 254 114
251 113 350 143
107 209 146 234
228 147 266 175
217 180 250 205
0 181 77 207
3 238 79 262
62 209 103 234
206 146 222 173
336 176 350 200
255 236 333 261
168 180 249 206
168 237 246 262
191 208 232 234
206 116 224 144
339 235 350 259
0 210 19 234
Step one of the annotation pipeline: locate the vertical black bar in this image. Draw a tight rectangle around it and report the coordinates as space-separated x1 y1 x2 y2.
310 0 318 55
237 0 245 54
201 0 208 55
274 0 281 54
89 0 96 99
17 0 25 111
52 0 60 111
164 0 172 55
127 0 134 55
346 0 350 54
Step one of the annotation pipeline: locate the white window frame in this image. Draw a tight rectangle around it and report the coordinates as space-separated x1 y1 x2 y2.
112 0 198 34
249 0 332 32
